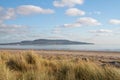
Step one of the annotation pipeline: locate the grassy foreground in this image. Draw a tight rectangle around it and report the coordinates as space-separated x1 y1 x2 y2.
0 51 120 80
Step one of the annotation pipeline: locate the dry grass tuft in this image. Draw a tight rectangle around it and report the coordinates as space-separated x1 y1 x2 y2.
0 51 120 80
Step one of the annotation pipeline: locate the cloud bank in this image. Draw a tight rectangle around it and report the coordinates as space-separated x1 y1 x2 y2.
109 19 120 25
53 0 84 7
89 29 113 33
65 8 85 16
59 17 101 28
17 5 54 15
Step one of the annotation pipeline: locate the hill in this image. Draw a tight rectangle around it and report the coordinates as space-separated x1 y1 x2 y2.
0 39 94 45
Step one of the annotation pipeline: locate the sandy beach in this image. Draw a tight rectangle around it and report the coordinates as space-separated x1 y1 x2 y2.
1 49 120 56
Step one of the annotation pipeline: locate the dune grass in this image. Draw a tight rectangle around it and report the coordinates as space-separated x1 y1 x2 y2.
0 51 120 80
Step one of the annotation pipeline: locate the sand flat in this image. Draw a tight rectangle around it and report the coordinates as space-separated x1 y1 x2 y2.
0 49 120 59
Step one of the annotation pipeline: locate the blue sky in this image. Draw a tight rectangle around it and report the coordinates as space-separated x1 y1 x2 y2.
0 0 120 44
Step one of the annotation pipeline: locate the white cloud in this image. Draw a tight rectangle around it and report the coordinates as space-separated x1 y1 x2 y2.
60 17 101 28
77 17 101 26
0 7 21 35
0 23 27 35
0 5 54 36
109 19 120 25
0 7 16 22
17 5 54 15
95 34 113 36
0 5 54 22
89 29 113 33
53 0 84 7
89 29 113 37
3 8 16 20
62 23 81 28
65 8 85 16
0 7 25 35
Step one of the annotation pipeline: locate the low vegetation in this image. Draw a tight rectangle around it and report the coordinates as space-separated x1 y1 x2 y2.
0 51 120 80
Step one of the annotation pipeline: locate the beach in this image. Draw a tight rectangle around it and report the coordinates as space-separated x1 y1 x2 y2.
1 49 120 57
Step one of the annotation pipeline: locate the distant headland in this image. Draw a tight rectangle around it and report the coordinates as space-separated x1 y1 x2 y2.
0 39 94 45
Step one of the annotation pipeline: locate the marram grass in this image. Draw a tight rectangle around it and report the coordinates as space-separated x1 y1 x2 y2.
0 51 120 80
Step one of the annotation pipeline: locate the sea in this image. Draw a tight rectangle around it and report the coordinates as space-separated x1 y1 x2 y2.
0 44 120 52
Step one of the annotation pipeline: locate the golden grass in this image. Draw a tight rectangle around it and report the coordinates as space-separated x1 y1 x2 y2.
0 51 120 80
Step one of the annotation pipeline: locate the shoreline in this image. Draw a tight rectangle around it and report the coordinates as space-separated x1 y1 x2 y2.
0 48 120 53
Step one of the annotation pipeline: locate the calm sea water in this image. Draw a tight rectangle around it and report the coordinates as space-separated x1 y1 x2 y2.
0 44 120 52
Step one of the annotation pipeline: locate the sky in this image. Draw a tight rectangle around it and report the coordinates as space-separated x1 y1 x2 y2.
0 0 120 44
